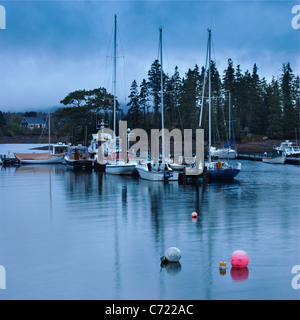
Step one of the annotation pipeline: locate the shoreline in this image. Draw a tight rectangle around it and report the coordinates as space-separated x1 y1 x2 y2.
0 136 289 154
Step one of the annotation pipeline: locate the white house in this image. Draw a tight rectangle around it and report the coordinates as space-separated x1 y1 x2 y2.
20 117 47 130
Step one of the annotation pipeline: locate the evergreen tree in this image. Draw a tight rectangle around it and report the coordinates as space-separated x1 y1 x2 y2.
180 66 200 132
248 64 265 135
126 80 143 129
293 75 300 140
139 79 150 129
266 78 283 139
232 65 246 139
164 66 182 130
281 63 297 138
210 61 224 143
222 58 235 94
0 110 6 128
148 59 162 128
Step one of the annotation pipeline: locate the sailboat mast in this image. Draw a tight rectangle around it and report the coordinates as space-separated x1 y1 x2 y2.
208 28 212 163
48 112 51 153
228 91 231 142
113 14 117 135
159 26 165 160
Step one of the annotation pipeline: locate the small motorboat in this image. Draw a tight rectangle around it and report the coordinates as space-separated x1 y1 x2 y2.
273 140 300 158
262 151 286 164
64 146 94 169
105 159 137 175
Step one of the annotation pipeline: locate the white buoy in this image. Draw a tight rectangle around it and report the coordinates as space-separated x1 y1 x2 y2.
164 247 181 262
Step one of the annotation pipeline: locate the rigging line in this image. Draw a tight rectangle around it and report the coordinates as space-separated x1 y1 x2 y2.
199 34 209 127
162 35 171 78
104 27 114 96
117 27 127 101
211 33 218 70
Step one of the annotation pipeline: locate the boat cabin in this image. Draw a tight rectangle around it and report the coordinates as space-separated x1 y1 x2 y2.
52 142 69 156
67 146 90 161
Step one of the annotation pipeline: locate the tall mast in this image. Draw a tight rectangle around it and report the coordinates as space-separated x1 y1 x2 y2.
159 26 165 160
228 91 231 143
113 14 117 135
48 112 51 153
208 28 212 163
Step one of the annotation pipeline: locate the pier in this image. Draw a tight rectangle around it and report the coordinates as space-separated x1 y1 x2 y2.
237 153 300 165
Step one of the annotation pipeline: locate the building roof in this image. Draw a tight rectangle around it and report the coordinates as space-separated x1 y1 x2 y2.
22 117 46 125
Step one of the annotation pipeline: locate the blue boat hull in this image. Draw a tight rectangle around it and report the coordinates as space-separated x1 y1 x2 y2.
207 169 240 180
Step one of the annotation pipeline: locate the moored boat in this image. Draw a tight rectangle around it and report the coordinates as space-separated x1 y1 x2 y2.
105 159 137 175
273 140 300 158
206 161 241 180
14 152 62 164
262 150 286 164
136 162 179 181
64 146 93 169
199 29 241 181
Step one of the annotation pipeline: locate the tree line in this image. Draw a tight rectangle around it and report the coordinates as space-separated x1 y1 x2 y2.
125 59 299 142
1 59 299 144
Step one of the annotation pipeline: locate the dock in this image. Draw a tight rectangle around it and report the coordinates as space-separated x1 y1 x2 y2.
237 154 300 165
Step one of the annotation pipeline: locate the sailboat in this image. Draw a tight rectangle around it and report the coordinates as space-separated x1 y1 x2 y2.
105 15 137 176
199 29 241 180
14 113 67 164
136 27 179 181
210 92 237 159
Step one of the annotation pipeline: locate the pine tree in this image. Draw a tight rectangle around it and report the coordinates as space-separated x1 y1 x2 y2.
164 66 182 130
222 58 235 94
266 78 283 139
180 66 200 132
281 63 297 138
232 65 245 140
293 75 300 140
139 79 150 129
0 111 6 128
248 64 265 135
125 80 143 129
148 59 162 128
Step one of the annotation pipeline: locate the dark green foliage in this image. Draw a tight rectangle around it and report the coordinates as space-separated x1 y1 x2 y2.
281 63 298 138
125 80 144 129
0 111 6 127
53 87 116 143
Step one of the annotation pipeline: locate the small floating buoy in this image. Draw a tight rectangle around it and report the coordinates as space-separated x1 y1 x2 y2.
219 261 227 270
191 212 198 218
161 247 181 263
230 250 249 268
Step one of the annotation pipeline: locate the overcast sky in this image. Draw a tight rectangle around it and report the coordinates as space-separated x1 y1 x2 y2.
0 0 299 112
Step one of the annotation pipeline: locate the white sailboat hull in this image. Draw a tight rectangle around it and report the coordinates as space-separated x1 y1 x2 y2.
210 147 237 159
169 163 187 171
137 167 179 181
20 157 63 164
106 164 137 175
262 156 286 164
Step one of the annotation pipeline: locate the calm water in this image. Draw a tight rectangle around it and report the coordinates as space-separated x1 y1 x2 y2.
0 144 299 300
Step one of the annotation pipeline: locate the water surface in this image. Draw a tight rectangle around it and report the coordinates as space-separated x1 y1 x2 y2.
0 144 299 300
